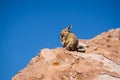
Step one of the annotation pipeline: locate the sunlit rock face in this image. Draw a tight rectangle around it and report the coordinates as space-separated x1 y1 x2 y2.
12 28 120 80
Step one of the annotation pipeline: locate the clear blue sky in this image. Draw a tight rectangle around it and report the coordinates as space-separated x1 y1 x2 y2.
0 0 120 80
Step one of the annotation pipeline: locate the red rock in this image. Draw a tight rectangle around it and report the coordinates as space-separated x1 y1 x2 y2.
12 28 120 80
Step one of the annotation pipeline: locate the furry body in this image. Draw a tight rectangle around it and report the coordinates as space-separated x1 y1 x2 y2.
60 26 78 51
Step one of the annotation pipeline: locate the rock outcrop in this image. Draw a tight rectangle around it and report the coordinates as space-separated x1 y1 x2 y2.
12 28 120 80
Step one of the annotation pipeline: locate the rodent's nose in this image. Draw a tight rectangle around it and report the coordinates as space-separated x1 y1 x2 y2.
60 34 63 37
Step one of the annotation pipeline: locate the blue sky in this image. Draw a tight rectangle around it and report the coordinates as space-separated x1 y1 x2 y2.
0 0 120 80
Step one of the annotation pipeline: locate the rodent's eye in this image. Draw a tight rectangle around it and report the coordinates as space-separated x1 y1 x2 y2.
63 29 67 32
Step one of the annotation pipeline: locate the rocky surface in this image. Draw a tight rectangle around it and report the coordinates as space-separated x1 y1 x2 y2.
12 28 120 80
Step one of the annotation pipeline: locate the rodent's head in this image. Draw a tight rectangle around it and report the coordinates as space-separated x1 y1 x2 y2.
60 25 72 44
60 25 72 36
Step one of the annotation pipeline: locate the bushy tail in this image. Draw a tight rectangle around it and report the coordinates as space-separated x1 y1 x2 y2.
77 45 86 52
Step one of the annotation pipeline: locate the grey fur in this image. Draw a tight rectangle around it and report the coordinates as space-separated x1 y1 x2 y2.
60 25 85 52
60 25 78 51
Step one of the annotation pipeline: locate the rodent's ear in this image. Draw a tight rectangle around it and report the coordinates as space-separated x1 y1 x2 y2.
67 25 72 31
